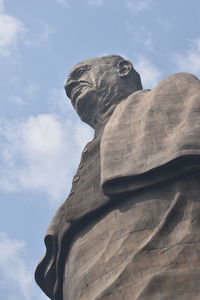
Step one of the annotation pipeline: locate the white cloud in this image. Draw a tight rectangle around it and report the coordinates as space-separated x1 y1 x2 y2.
126 0 155 13
0 1 51 51
174 38 200 77
0 112 93 201
0 1 24 55
135 56 162 88
0 232 44 300
24 21 52 47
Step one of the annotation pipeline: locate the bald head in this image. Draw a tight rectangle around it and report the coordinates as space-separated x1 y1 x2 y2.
65 55 142 128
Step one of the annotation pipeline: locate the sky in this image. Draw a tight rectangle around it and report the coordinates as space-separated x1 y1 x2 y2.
0 0 200 299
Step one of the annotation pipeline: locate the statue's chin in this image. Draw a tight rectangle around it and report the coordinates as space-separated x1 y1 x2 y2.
75 90 96 116
74 97 92 127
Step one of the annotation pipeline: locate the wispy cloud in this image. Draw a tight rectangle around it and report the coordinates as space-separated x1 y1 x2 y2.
0 0 4 11
0 0 24 55
0 232 44 300
0 111 92 201
8 82 40 106
48 87 73 116
26 82 40 97
0 1 52 51
135 56 162 88
126 0 155 13
157 18 171 31
131 27 154 52
24 21 53 47
173 38 200 77
9 95 27 105
85 0 105 7
56 0 70 7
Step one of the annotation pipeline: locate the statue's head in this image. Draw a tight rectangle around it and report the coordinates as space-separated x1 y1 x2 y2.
65 55 142 128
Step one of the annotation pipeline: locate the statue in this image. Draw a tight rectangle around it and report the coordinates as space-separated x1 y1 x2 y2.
35 55 200 300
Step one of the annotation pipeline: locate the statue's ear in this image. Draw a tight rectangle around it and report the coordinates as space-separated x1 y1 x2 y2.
117 60 133 78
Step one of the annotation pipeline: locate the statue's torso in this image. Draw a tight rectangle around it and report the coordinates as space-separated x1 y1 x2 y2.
36 73 200 300
63 171 200 300
63 127 109 223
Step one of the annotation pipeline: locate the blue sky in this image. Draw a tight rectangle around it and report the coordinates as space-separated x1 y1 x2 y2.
0 0 200 299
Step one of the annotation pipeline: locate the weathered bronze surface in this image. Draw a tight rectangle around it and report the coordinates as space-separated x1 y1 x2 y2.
35 55 200 300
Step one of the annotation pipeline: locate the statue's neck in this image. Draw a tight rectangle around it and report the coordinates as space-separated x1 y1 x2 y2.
93 92 127 127
94 102 119 138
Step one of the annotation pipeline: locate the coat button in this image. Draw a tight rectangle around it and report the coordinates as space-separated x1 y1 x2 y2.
83 148 88 153
73 177 80 183
79 163 84 169
69 191 74 196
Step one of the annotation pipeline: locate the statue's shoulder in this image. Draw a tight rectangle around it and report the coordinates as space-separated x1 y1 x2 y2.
111 72 200 122
150 73 199 95
125 72 200 104
162 72 199 81
132 73 199 95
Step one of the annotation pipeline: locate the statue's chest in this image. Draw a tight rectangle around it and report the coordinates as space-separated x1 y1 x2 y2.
64 134 109 222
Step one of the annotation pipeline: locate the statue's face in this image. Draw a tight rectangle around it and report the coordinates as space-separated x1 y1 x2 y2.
65 58 123 126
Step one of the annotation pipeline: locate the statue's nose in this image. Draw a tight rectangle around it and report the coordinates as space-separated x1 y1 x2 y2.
64 80 78 99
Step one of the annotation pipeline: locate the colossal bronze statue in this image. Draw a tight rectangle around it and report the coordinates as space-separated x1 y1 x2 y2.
35 55 200 300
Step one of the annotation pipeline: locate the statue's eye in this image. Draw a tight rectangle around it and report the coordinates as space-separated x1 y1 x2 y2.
71 65 91 79
76 68 86 77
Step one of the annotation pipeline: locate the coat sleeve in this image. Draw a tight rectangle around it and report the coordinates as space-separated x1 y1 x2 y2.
35 204 70 299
